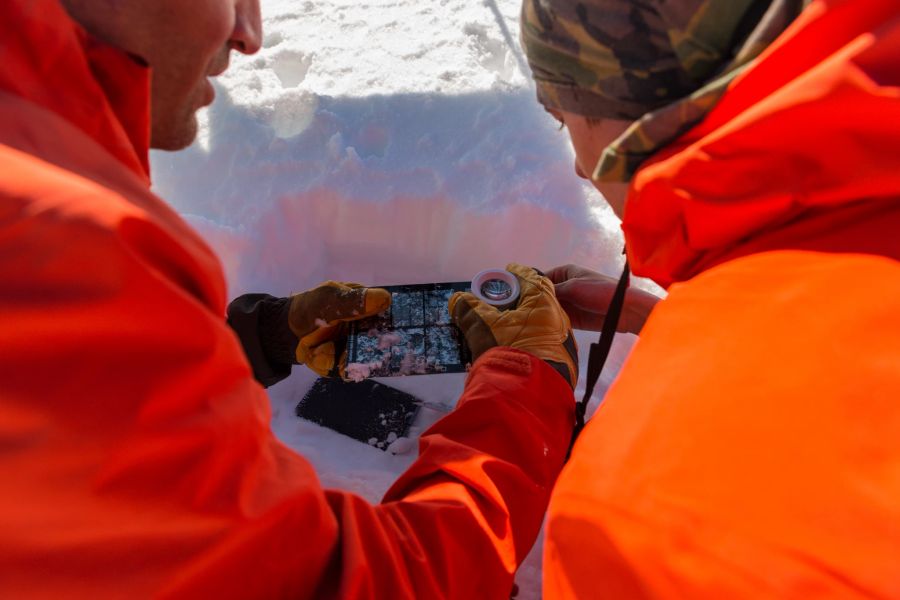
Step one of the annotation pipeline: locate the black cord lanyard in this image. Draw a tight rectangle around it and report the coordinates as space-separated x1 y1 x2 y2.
567 260 630 458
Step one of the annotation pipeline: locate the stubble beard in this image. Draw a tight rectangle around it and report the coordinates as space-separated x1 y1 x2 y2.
150 92 202 151
149 48 228 151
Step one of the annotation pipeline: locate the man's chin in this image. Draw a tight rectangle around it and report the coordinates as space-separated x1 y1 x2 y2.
150 113 199 151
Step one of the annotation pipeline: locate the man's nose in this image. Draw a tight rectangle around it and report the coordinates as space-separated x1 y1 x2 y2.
230 0 263 55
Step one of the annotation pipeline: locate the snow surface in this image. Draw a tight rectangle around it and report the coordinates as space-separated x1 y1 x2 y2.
150 0 656 595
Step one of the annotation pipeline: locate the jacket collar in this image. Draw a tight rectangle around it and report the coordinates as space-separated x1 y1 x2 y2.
622 0 900 288
0 0 151 182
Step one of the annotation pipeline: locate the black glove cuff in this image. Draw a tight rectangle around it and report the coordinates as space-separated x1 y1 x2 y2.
258 295 299 366
227 294 299 388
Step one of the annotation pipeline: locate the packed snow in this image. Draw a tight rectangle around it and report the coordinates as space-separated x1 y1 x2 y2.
150 0 653 595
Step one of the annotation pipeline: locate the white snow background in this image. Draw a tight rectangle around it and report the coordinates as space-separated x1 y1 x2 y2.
151 0 653 595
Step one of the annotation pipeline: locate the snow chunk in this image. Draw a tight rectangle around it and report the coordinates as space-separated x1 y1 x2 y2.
345 362 373 382
387 436 414 455
272 50 313 88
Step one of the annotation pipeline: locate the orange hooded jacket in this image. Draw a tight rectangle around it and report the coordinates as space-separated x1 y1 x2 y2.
0 1 574 597
546 0 900 597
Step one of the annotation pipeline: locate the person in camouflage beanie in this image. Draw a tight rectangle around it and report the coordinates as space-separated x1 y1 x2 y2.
513 0 900 596
521 0 808 187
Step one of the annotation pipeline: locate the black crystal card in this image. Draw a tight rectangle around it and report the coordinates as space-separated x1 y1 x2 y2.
296 378 420 450
346 282 472 378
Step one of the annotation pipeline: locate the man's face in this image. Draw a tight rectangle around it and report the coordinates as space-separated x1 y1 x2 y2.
548 108 631 218
147 0 262 149
73 0 262 150
143 0 262 149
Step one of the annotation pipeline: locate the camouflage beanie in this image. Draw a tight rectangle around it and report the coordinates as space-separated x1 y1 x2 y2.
521 0 808 181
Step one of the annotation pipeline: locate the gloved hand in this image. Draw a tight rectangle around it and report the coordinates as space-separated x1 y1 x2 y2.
227 282 391 387
288 281 392 378
546 263 660 334
449 263 578 389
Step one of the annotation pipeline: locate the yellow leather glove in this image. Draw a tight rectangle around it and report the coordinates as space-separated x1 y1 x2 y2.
288 281 391 378
449 263 578 388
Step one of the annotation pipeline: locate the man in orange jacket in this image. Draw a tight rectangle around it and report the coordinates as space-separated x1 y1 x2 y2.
514 0 900 596
0 0 580 597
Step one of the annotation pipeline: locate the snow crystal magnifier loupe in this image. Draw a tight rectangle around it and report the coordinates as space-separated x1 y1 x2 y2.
471 269 520 310
480 279 513 301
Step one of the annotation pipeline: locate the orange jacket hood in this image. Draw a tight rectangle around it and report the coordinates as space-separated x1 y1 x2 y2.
1 0 151 181
623 0 900 288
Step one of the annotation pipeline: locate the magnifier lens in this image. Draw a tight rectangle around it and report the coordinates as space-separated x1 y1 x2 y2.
481 279 513 301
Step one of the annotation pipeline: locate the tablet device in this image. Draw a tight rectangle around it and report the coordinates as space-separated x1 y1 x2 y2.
345 282 472 378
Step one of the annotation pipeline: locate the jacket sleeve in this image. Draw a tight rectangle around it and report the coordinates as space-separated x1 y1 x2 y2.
167 347 575 600
0 168 575 599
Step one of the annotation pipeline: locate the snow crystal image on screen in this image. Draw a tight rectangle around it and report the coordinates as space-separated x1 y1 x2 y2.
424 289 454 325
390 291 425 327
425 327 464 368
346 282 471 377
349 328 426 378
